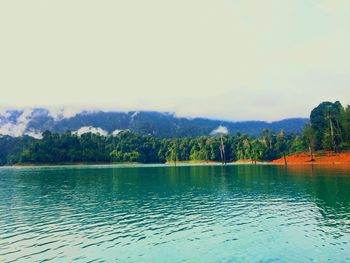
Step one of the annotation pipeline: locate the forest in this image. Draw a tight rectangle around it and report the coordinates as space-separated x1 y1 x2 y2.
0 101 349 166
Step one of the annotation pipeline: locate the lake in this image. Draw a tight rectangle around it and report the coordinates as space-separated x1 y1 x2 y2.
0 164 350 262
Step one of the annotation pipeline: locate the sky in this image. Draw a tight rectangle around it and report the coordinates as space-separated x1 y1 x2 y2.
0 0 349 121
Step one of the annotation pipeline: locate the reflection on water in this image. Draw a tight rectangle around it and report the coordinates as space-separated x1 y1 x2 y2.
0 164 349 262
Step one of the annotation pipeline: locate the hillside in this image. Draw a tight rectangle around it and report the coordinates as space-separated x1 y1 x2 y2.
0 108 309 138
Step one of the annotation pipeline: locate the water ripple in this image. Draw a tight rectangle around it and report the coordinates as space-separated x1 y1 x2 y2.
0 165 350 262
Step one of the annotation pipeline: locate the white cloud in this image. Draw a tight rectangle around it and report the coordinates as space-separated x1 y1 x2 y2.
210 125 228 135
0 108 11 119
111 129 123 136
24 130 43 139
0 109 33 137
130 111 139 119
47 106 84 120
73 126 108 136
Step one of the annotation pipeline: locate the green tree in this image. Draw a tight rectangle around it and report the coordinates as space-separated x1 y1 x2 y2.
310 101 342 150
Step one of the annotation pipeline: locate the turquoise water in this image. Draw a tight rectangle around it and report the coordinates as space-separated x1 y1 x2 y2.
0 164 350 262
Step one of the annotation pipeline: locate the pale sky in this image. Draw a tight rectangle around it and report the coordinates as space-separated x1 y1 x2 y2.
0 0 349 121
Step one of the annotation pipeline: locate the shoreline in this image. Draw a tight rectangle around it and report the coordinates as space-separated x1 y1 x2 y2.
7 162 142 167
4 152 350 168
269 151 350 165
6 160 259 168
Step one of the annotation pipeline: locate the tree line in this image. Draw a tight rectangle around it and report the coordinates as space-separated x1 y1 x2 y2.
0 129 301 165
0 101 349 166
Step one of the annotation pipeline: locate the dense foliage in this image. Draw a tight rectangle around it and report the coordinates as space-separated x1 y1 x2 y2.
0 101 348 166
0 135 34 165
0 129 303 165
307 101 350 151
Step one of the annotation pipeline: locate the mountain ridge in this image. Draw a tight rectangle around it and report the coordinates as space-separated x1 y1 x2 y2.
0 108 309 138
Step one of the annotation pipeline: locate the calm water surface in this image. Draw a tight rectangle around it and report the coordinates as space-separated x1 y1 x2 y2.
0 164 350 262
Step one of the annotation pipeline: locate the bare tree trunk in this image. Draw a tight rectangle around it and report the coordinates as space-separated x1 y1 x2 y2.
174 141 177 166
283 152 287 166
335 118 344 144
309 146 314 162
329 116 336 152
254 151 257 164
219 145 224 165
220 135 226 165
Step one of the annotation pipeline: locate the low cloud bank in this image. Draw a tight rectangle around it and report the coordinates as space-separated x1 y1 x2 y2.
210 125 228 135
73 126 108 136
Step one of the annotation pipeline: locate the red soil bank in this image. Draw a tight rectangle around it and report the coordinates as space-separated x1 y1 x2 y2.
270 151 350 165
